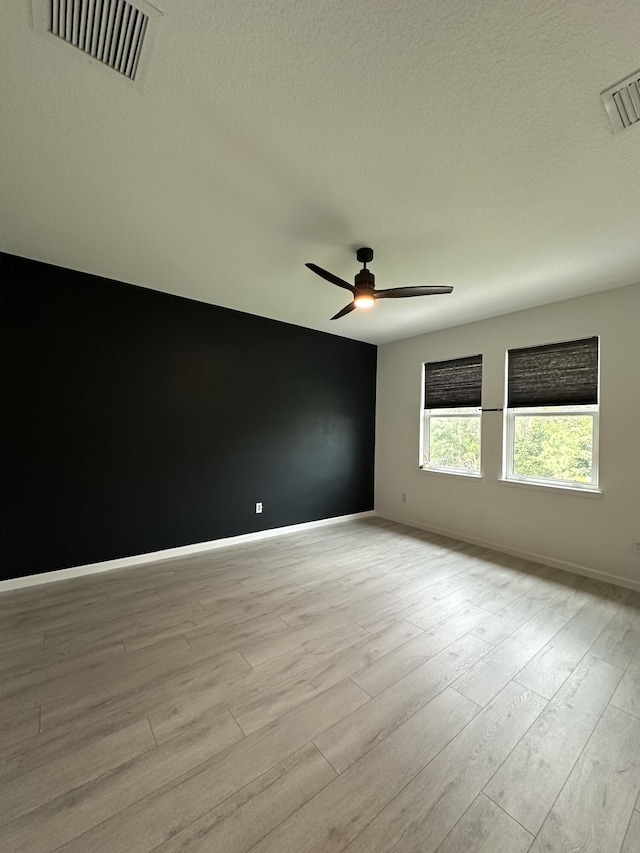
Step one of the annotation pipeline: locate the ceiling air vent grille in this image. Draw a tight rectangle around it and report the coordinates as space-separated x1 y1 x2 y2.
601 70 640 134
47 0 149 80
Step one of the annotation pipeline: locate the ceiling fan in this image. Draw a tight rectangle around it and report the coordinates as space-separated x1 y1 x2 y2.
305 247 453 320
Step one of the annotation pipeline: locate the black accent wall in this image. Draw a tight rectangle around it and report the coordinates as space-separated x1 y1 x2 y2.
0 253 377 580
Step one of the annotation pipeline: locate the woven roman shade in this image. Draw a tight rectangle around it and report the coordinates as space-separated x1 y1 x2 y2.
507 337 598 408
424 355 483 409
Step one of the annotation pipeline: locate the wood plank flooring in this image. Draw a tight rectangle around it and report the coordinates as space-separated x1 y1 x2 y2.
1 517 640 852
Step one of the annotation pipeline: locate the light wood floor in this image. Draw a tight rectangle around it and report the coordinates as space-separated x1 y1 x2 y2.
1 518 640 853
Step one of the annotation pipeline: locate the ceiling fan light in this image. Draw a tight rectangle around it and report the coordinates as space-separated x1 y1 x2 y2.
354 294 375 308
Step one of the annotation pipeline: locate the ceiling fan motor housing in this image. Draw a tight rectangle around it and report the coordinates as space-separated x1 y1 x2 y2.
355 268 375 292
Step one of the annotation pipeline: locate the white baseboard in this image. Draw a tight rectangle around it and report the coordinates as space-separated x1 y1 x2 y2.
0 511 376 593
376 512 640 594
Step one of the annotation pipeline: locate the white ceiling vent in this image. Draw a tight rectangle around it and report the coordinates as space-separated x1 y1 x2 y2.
32 0 161 85
601 70 640 134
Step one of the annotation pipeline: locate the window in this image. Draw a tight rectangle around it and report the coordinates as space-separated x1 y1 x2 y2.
504 337 599 489
422 355 482 475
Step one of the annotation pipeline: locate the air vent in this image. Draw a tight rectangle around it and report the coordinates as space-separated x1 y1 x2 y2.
31 0 161 85
601 70 640 134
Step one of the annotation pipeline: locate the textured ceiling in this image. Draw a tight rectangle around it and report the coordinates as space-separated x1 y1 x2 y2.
1 0 639 344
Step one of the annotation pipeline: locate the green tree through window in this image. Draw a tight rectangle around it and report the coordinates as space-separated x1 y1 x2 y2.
428 415 480 472
512 414 593 483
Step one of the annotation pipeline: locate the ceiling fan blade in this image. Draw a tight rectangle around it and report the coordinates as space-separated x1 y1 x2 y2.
331 302 357 320
306 263 355 293
374 285 454 298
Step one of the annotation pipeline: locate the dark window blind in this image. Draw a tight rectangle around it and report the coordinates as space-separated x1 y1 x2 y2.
507 337 598 408
424 355 482 409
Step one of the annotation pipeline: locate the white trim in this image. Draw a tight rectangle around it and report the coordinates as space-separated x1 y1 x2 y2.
497 478 602 497
416 467 482 481
376 512 640 593
425 411 482 418
507 407 599 416
0 511 375 593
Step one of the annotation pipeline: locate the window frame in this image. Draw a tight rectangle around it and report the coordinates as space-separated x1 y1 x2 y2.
503 404 600 490
419 355 483 477
503 336 600 491
421 405 483 477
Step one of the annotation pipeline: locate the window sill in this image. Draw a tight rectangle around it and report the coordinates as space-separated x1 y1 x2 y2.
498 478 603 498
417 467 482 481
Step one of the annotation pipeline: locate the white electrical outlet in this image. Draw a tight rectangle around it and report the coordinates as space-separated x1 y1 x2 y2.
256 502 263 514
632 539 640 555
401 492 408 503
